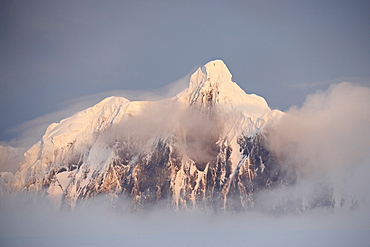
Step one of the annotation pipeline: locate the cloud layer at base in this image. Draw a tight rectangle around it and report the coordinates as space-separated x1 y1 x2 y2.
0 194 369 247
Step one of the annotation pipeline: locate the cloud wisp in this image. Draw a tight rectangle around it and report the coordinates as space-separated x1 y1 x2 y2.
1 74 190 150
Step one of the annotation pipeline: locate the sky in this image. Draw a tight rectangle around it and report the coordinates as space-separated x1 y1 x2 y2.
1 0 370 147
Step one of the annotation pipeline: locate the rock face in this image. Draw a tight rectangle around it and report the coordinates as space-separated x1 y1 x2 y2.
11 60 288 210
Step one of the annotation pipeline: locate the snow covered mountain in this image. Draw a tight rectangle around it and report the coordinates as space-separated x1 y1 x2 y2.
8 60 288 210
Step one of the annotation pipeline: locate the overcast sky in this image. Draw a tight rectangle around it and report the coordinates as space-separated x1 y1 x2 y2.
1 0 369 146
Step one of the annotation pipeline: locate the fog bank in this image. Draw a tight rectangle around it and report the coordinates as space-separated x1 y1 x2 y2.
0 194 369 247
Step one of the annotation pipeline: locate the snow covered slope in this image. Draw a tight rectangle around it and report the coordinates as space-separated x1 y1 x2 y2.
10 60 286 210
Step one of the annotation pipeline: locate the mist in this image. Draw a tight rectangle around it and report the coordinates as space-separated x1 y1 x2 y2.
1 193 369 247
268 82 370 175
265 82 370 211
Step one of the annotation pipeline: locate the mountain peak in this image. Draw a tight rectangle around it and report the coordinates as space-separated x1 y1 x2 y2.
202 59 232 82
177 60 270 116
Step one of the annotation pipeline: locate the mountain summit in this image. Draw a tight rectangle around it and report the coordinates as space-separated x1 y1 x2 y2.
7 60 286 210
202 59 232 81
178 60 270 116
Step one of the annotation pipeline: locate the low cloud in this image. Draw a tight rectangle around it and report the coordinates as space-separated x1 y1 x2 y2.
0 193 369 247
0 146 25 173
266 82 370 210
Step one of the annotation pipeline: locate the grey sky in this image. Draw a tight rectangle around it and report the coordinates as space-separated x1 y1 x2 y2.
1 0 369 146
